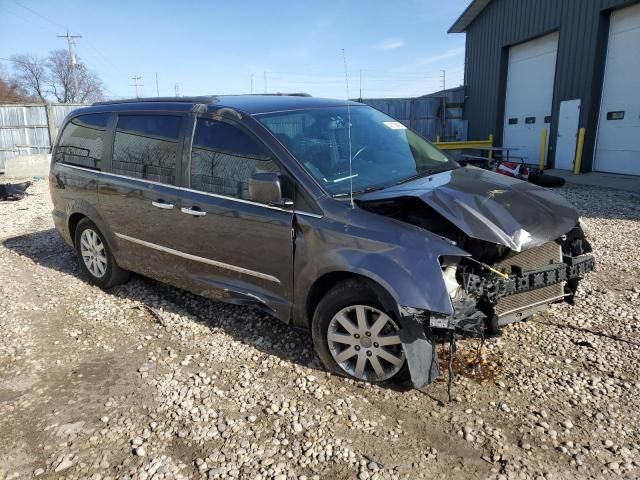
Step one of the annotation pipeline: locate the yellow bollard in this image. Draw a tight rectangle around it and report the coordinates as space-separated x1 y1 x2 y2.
488 134 494 160
573 128 586 175
539 128 548 170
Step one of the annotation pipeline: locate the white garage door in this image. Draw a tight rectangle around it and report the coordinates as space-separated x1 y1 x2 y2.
503 33 558 165
594 3 640 176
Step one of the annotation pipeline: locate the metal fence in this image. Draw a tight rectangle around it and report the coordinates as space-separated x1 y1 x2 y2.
0 103 85 170
358 86 467 142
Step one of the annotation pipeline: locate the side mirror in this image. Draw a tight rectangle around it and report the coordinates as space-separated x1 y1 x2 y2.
249 173 292 207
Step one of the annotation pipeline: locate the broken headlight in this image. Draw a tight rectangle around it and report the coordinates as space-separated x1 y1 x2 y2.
578 218 589 237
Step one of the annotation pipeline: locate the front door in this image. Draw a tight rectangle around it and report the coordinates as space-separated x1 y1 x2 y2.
174 117 294 320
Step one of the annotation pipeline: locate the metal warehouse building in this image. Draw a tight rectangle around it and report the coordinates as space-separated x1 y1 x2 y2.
450 0 640 176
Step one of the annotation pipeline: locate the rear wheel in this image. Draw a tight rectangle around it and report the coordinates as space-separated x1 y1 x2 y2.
74 218 129 289
312 280 407 383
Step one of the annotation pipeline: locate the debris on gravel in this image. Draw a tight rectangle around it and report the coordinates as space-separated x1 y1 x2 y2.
0 178 638 479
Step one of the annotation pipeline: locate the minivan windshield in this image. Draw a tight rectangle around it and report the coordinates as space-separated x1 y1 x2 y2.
255 105 456 196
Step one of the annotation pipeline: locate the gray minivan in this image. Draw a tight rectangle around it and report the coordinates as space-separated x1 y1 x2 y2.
50 95 594 387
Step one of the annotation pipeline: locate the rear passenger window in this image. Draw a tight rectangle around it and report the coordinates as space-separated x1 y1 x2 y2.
190 119 279 200
113 115 182 184
54 113 110 169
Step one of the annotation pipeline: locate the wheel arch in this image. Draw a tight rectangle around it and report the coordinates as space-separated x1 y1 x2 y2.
68 212 86 244
64 200 120 256
305 271 399 328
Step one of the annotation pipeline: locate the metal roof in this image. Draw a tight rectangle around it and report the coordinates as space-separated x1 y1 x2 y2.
448 0 493 33
90 94 360 115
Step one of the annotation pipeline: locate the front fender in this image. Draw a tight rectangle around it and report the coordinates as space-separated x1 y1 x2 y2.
311 247 454 314
292 213 469 327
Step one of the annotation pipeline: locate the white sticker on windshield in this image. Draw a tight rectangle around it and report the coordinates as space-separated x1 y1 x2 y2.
383 121 407 130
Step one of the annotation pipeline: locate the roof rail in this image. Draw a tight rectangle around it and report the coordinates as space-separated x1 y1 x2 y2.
92 96 218 106
92 93 312 106
261 92 312 97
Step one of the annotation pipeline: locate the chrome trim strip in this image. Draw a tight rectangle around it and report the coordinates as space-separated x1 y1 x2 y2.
179 186 292 212
61 163 172 188
294 210 323 219
115 232 281 284
60 163 324 218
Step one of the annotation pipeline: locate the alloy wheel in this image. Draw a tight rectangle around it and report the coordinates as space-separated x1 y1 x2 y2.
327 305 405 381
80 228 108 278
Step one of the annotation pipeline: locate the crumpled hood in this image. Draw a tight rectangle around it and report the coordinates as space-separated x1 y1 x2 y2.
357 166 579 251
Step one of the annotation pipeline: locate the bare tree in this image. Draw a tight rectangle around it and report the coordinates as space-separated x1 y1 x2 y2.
0 67 35 103
47 49 104 103
10 54 48 102
75 64 104 103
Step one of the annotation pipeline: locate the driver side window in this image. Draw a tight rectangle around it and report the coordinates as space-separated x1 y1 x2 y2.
190 118 279 200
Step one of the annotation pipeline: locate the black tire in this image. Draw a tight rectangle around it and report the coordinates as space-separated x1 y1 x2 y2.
528 172 566 188
74 218 130 289
311 279 409 384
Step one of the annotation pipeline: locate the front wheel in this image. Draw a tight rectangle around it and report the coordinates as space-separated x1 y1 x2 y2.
74 218 130 289
312 279 407 383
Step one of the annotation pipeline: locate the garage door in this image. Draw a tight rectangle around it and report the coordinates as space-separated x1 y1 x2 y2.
503 33 558 165
594 3 640 176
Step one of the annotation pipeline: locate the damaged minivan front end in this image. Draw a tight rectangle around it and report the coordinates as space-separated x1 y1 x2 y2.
358 167 595 388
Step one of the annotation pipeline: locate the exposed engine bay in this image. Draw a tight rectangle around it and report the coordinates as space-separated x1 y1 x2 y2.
355 167 597 390
360 196 596 334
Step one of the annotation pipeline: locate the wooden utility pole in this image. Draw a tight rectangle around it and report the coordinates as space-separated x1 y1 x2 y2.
56 32 82 100
130 76 143 98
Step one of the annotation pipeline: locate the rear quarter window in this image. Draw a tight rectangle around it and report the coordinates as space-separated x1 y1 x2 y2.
53 113 110 170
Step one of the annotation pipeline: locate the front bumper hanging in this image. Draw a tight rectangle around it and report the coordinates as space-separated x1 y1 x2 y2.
398 252 595 389
461 253 596 303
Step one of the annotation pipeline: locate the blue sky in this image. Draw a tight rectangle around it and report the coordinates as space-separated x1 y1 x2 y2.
1 0 469 100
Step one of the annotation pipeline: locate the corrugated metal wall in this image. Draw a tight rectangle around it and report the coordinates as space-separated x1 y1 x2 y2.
359 87 468 141
463 0 637 171
0 103 84 170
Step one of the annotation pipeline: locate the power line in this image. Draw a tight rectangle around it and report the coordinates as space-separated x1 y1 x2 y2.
4 5 56 33
82 38 126 76
9 2 129 98
12 0 68 30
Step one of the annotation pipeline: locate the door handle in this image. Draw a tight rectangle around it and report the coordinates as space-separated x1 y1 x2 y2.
151 200 174 209
181 207 206 216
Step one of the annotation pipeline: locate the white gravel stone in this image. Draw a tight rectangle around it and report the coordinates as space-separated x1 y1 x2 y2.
0 179 638 480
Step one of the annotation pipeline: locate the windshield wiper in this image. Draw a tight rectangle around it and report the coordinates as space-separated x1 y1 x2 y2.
333 166 454 198
392 166 452 186
333 185 385 198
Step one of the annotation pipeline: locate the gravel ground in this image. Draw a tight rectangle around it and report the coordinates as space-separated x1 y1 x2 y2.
0 178 638 480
